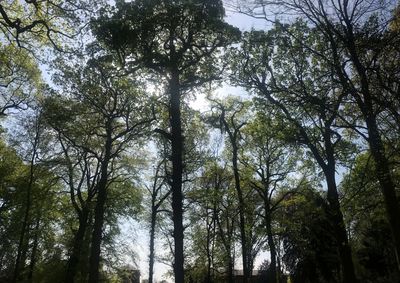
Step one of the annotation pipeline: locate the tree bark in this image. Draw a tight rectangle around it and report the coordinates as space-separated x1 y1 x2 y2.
342 25 400 271
259 88 357 282
88 128 112 283
13 131 39 283
264 204 277 283
149 209 156 283
277 245 282 283
13 196 31 283
205 209 215 283
169 68 185 283
323 130 357 283
28 216 40 283
88 174 108 283
65 208 89 283
365 114 400 271
231 144 249 283
215 206 234 283
325 169 356 283
227 256 234 283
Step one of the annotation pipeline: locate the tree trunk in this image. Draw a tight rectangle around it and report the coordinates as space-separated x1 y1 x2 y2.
323 132 356 283
216 208 234 283
88 131 112 283
345 31 400 271
88 178 109 283
28 216 40 283
206 211 213 283
227 256 234 283
277 244 282 283
209 206 217 283
365 114 400 271
88 177 108 283
13 137 38 283
231 145 249 283
325 170 356 283
149 210 156 283
65 208 89 283
206 237 212 283
264 204 277 283
13 210 30 283
169 68 185 283
260 86 356 282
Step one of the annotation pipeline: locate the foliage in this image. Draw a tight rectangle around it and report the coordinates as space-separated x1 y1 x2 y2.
280 188 340 283
341 152 400 282
0 43 42 116
0 1 399 282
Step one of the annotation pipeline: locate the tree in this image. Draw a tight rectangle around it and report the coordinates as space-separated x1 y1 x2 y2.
341 152 400 282
12 111 43 283
0 111 65 283
43 54 154 282
241 109 301 283
92 1 240 281
146 157 170 283
0 0 98 50
246 0 400 271
0 138 27 281
0 44 41 117
0 0 101 121
207 96 255 282
231 22 357 282
280 188 341 283
187 159 238 283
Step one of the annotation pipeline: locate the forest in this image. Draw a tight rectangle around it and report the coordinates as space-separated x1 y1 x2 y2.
0 0 399 282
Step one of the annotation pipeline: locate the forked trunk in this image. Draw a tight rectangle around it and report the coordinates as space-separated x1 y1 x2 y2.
88 129 112 283
65 208 89 283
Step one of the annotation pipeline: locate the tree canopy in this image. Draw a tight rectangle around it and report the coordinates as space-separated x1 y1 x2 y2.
0 0 399 283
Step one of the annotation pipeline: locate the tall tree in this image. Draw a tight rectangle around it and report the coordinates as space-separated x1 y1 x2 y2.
0 139 27 281
231 22 357 282
279 188 341 283
146 156 170 283
186 158 239 283
207 97 253 282
0 110 64 283
247 0 400 270
242 110 301 283
92 1 240 281
12 112 43 283
206 161 237 283
44 54 154 282
341 152 400 282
